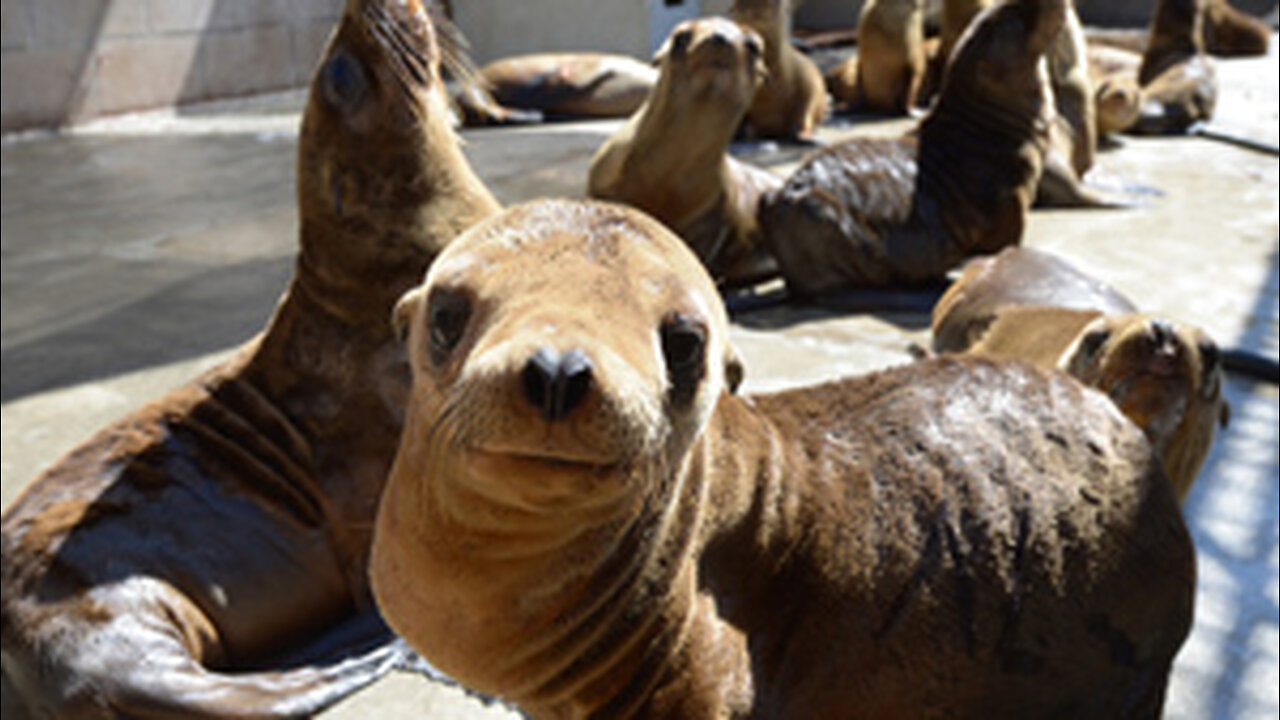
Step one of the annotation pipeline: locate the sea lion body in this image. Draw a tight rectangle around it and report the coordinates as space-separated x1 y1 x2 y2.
839 0 927 113
933 247 1227 501
1044 1 1097 179
1134 0 1218 134
588 18 780 287
479 52 658 119
758 0 1055 296
1203 0 1272 56
0 1 500 716
730 0 830 139
372 198 1194 719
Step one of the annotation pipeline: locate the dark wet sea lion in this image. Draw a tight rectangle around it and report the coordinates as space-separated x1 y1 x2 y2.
730 0 830 139
588 18 780 288
371 198 1194 719
0 1 500 717
933 248 1227 501
758 0 1057 297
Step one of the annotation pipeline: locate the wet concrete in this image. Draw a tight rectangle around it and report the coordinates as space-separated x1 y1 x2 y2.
3 41 1278 720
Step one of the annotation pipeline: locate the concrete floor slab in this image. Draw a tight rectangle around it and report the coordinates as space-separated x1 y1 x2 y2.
3 39 1277 720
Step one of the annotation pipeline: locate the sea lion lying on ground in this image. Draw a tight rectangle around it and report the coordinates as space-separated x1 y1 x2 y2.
1134 0 1219 134
932 247 1228 501
459 52 658 124
729 0 830 139
371 198 1194 719
588 18 780 287
758 0 1057 297
826 0 927 114
0 1 500 717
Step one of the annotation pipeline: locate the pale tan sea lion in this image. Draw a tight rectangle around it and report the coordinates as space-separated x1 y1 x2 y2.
0 1 500 717
1087 44 1144 136
729 0 831 139
758 0 1058 296
932 247 1228 501
588 18 780 288
859 0 928 113
372 197 1194 719
463 52 658 122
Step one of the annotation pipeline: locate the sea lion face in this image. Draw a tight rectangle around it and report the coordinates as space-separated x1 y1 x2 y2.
393 199 741 512
298 0 456 247
654 18 765 107
1064 314 1226 461
945 0 1065 114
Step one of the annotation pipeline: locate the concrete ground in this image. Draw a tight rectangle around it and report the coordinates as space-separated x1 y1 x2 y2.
3 41 1277 720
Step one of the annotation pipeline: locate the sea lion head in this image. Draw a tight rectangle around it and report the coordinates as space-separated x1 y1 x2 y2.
1063 313 1227 497
1095 75 1142 135
297 0 472 257
391 198 743 517
941 0 1065 122
652 17 766 111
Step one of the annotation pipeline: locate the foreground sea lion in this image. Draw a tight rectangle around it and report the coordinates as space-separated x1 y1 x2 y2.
830 0 927 114
0 1 500 716
758 0 1057 296
588 18 780 287
932 247 1228 501
729 0 830 139
371 198 1194 719
460 52 657 123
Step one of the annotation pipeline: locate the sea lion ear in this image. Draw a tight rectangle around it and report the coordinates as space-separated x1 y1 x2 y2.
392 285 427 344
724 343 746 395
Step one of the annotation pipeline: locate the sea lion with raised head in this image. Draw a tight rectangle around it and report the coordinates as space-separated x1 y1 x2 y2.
0 1 500 717
827 0 927 114
371 198 1194 719
1134 0 1219 134
729 0 830 139
758 0 1058 297
588 18 780 288
932 247 1228 501
459 52 658 124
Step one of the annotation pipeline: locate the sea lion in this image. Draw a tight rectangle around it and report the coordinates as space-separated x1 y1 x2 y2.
1202 0 1272 57
757 0 1057 297
1087 44 1144 136
459 53 658 124
0 1 500 717
587 18 780 288
831 0 927 114
932 247 1228 501
1134 0 1218 134
371 197 1194 719
729 0 830 139
1037 0 1108 207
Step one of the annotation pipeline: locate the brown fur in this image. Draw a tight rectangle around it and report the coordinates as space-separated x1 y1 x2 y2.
933 247 1228 501
0 2 500 717
832 0 927 114
372 198 1194 719
758 0 1056 296
588 18 780 288
1203 0 1272 56
729 0 830 139
1134 0 1218 134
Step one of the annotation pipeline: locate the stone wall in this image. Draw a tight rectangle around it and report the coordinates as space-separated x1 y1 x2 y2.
1 0 340 133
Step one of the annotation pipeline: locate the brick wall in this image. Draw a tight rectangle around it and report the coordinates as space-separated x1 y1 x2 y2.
1 0 341 133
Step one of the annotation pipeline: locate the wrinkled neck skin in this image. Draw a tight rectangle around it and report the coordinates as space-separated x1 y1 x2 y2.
376 394 756 718
248 88 499 562
912 61 1050 258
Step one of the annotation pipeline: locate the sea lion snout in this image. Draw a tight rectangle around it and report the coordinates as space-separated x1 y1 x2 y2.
521 347 595 423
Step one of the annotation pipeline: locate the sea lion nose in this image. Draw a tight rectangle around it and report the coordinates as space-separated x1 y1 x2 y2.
522 347 594 422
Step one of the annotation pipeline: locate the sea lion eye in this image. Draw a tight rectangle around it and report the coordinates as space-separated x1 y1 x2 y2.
427 289 471 364
322 50 368 113
1077 328 1109 359
671 29 694 57
745 37 763 60
661 314 707 405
